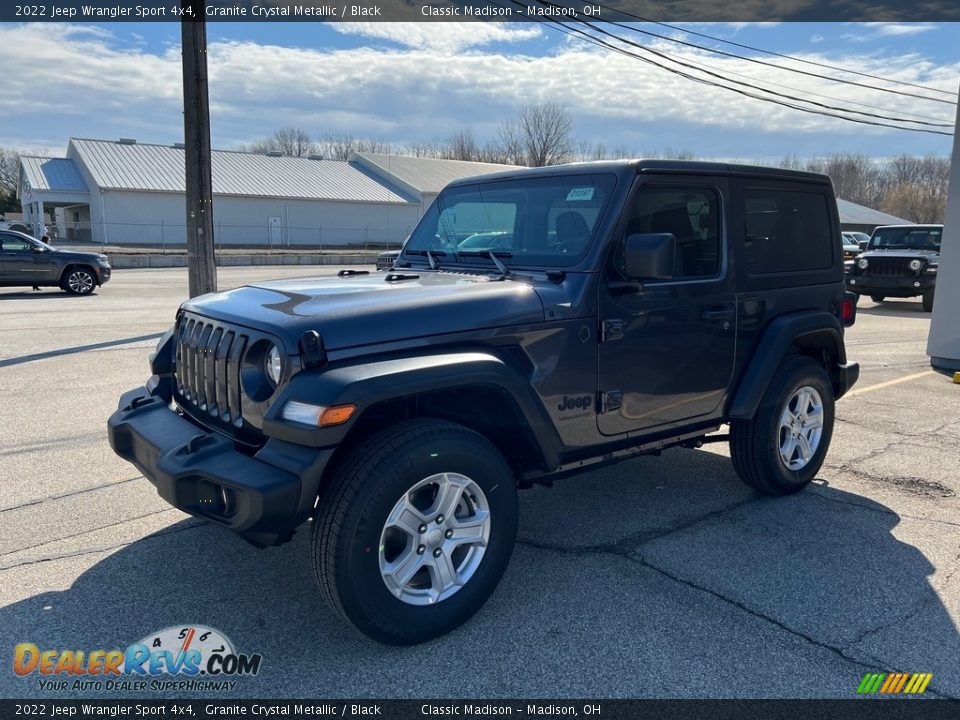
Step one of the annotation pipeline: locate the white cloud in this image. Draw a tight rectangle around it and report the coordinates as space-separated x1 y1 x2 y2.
810 34 825 44
863 23 938 38
0 22 954 157
332 22 541 53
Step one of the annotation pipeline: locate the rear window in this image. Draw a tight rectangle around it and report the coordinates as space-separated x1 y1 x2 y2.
743 188 834 274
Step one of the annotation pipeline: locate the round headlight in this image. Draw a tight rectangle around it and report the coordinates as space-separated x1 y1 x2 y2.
265 345 283 385
857 257 869 270
909 259 923 271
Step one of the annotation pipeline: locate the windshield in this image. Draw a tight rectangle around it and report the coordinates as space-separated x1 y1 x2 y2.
869 227 941 251
403 173 617 268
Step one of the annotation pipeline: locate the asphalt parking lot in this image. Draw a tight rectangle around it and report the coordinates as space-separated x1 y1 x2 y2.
1 268 958 699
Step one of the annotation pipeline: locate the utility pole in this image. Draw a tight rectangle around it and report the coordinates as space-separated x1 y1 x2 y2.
181 1 217 297
926 80 960 374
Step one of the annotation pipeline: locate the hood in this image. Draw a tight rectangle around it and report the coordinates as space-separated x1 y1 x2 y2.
51 248 108 262
861 248 939 260
182 271 546 351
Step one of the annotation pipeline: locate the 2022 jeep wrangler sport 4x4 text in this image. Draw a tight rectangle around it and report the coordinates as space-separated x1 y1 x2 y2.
108 160 859 644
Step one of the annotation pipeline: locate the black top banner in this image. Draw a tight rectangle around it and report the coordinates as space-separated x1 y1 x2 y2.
4 0 960 23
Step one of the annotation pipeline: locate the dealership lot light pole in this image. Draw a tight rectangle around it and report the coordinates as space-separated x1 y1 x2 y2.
927 82 960 373
181 1 217 298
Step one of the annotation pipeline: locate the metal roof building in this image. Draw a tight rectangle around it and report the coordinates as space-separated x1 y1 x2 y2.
835 198 911 233
17 139 513 247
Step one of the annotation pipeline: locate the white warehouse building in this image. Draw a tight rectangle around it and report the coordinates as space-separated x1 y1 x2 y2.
17 138 515 247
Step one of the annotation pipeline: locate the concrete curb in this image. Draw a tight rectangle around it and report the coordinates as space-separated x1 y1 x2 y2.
109 254 372 269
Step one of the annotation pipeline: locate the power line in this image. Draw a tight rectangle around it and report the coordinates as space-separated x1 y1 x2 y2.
599 8 956 98
536 0 956 106
522 11 953 136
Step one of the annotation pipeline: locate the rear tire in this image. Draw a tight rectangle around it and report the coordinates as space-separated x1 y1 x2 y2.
922 289 935 312
312 418 518 645
870 295 885 303
61 266 97 295
730 356 835 496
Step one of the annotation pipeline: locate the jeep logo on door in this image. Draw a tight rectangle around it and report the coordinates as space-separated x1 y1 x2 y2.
558 395 593 413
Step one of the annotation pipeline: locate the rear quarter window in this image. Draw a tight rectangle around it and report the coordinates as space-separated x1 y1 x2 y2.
743 188 834 274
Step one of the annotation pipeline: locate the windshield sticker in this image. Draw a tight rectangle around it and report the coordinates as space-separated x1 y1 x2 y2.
565 187 595 202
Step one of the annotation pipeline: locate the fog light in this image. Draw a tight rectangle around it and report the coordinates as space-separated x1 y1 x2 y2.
219 486 235 517
914 281 921 288
849 279 856 285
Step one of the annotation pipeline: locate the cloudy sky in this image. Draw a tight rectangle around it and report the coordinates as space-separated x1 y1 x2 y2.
0 20 956 161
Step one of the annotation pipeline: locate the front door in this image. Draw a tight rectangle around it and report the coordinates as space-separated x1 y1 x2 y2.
0 233 54 285
597 177 736 436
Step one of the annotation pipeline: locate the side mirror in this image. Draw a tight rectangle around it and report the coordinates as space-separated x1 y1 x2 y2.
31 245 47 253
624 233 675 281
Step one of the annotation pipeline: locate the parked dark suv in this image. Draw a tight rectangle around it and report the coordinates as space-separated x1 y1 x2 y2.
846 224 941 311
108 160 859 644
0 231 111 295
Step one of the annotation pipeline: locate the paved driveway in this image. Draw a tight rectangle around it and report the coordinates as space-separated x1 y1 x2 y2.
1 271 957 699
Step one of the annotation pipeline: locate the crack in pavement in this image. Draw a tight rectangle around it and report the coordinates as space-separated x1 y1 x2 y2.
0 507 181 559
0 476 144 514
518 495 764 555
0 520 208 571
0 431 108 457
517 493 960 699
806 487 960 530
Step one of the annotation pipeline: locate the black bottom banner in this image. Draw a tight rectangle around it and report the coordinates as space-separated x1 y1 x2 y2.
3 699 960 720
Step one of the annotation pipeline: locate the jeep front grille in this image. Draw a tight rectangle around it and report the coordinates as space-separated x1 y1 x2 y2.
864 257 915 278
175 317 247 427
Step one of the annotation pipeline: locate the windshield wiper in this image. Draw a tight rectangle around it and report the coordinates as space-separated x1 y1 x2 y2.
457 250 513 277
404 249 448 270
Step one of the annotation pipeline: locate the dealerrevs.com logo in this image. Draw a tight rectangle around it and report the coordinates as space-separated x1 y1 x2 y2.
13 625 262 692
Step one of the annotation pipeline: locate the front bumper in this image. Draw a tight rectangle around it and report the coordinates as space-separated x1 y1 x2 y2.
846 274 934 297
107 386 333 546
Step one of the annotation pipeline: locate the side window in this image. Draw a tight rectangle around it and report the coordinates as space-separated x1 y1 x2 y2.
743 188 833 274
622 187 721 279
0 234 31 252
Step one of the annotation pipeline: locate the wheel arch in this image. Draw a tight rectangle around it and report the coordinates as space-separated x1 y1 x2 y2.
59 262 100 287
263 350 563 480
728 311 849 420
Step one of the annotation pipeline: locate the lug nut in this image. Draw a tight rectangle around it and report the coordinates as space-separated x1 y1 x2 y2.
417 545 426 555
433 548 442 558
436 515 445 524
445 529 454 539
418 523 427 534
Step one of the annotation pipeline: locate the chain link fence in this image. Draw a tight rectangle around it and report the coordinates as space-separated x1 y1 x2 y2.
37 220 409 255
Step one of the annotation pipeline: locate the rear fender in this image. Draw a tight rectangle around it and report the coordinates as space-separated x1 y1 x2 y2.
728 312 853 419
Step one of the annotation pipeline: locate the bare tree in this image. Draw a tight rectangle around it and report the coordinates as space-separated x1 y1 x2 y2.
494 119 527 166
244 127 316 157
518 103 573 167
0 147 23 213
443 129 480 161
316 131 357 161
355 138 392 155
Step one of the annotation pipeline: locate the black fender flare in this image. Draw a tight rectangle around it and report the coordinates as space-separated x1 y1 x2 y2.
261 349 563 469
727 311 852 420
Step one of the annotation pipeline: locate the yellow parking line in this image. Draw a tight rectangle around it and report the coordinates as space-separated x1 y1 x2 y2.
845 370 935 398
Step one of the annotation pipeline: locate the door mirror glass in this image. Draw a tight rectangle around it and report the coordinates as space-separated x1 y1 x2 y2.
624 233 676 281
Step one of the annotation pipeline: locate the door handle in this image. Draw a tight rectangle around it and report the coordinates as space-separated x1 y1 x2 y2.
701 308 735 322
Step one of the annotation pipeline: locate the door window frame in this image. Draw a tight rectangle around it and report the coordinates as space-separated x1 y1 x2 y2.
604 175 730 287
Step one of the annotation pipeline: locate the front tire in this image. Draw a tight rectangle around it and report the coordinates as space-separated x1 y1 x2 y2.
922 289 935 312
312 419 518 645
730 356 835 496
62 266 97 295
870 295 885 303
